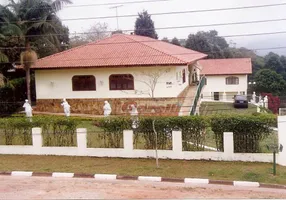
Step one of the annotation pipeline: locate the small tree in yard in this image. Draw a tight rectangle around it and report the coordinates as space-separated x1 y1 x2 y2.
139 69 170 168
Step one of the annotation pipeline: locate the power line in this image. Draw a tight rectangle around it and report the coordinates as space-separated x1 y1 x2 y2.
65 0 172 8
2 30 286 49
2 2 286 23
3 19 286 39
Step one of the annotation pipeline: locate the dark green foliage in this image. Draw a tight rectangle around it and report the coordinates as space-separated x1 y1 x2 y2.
185 30 228 58
254 69 286 96
210 114 276 153
134 10 158 39
171 37 181 46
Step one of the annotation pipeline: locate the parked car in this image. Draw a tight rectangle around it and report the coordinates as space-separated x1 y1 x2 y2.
233 95 248 108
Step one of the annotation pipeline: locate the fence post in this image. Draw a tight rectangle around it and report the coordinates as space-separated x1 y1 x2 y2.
32 128 42 148
172 130 182 153
278 116 286 166
223 132 234 159
77 128 87 152
123 130 133 151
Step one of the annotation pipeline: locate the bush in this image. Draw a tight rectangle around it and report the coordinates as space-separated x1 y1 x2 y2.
210 114 276 153
95 116 208 150
0 116 78 146
0 117 33 145
95 117 131 148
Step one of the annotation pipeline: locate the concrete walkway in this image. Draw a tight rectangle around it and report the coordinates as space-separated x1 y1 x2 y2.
179 86 197 116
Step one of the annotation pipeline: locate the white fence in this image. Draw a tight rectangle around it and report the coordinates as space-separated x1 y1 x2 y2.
1 116 286 166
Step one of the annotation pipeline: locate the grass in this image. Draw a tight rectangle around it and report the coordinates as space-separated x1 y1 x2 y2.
204 128 278 153
0 155 286 185
200 102 257 115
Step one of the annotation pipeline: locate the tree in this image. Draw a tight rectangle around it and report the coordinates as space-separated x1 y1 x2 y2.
134 10 158 39
185 30 228 58
161 37 169 43
138 68 170 168
70 22 109 48
265 52 284 73
0 0 72 102
171 37 181 46
255 69 286 96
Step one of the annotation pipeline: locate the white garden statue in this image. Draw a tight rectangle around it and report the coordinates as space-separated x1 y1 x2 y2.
61 98 71 117
130 104 139 129
252 92 256 103
264 96 269 109
23 99 33 120
130 104 138 116
103 101 112 117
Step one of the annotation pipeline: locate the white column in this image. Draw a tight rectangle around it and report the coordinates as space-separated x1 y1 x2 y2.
77 128 87 151
123 130 133 151
172 131 182 153
223 132 234 159
278 116 286 166
32 128 42 148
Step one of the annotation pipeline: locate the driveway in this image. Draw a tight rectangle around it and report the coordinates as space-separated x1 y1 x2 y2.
1 176 286 199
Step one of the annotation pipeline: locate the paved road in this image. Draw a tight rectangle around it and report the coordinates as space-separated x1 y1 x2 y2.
1 176 286 199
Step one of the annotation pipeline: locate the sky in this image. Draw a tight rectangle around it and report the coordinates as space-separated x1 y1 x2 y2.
2 0 286 55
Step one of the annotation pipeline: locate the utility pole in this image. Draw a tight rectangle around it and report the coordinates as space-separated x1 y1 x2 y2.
110 5 123 30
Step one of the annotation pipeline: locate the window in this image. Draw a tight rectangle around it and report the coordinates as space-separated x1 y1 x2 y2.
109 74 134 90
72 75 96 91
182 69 186 83
226 76 239 85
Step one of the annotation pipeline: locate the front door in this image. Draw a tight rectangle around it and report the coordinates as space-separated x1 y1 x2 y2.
214 92 219 101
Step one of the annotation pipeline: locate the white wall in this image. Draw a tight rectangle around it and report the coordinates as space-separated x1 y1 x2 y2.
35 66 189 99
202 75 248 100
0 128 282 164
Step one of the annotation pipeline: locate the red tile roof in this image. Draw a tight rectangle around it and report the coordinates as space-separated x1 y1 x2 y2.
199 58 252 75
33 34 207 69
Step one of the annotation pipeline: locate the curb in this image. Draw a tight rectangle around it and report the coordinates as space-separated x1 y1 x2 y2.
1 171 286 190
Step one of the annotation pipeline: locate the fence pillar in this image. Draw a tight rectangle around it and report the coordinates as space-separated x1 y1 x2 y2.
223 132 234 159
77 128 87 151
32 128 42 148
278 116 286 166
172 131 182 152
123 130 133 151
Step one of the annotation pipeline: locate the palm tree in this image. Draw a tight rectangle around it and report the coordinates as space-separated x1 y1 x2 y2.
0 0 72 103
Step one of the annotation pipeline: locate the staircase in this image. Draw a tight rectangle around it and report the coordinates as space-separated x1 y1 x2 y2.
179 77 206 116
179 86 197 116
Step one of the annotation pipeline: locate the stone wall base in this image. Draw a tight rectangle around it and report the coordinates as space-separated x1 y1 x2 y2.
35 98 184 116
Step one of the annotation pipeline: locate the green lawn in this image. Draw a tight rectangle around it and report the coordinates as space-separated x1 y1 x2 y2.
0 155 285 185
200 102 257 116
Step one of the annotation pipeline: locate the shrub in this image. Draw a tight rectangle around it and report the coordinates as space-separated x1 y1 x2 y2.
95 117 131 148
210 114 276 153
0 116 78 146
95 116 208 151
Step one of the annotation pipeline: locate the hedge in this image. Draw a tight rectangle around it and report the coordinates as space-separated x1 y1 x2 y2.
95 114 276 152
0 114 277 153
0 116 78 146
210 114 276 153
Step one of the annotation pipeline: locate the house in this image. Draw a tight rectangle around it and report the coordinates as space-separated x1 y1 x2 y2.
32 33 207 116
199 58 252 102
31 33 252 116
